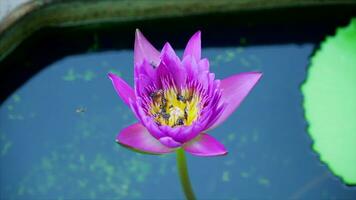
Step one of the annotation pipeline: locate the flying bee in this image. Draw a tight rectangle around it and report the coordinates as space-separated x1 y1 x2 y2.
75 107 86 114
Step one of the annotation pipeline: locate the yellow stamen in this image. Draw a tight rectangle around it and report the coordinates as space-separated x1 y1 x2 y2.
150 88 200 127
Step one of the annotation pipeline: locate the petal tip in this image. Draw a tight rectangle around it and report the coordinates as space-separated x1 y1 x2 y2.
161 42 178 60
209 71 262 129
246 71 263 78
194 30 201 38
250 71 263 82
222 150 228 156
135 28 143 38
183 30 202 60
252 71 263 83
108 72 135 106
108 72 116 80
254 71 263 77
134 29 160 66
162 42 174 52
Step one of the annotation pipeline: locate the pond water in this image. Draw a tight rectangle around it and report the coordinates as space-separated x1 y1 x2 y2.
1 40 356 199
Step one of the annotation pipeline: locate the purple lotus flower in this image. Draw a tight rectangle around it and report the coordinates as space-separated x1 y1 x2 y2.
109 30 261 156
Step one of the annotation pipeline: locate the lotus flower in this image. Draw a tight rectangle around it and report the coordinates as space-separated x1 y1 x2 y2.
109 30 261 156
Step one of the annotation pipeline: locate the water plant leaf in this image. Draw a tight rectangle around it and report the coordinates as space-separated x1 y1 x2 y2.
302 18 356 185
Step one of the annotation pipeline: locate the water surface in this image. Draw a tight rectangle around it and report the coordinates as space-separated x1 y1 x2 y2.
1 43 355 199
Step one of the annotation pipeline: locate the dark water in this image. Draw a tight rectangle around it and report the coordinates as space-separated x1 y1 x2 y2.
1 43 356 199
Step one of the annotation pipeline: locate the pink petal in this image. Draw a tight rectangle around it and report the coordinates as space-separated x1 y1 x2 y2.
159 136 182 148
108 73 135 106
161 42 177 60
183 133 227 157
182 54 199 78
134 29 160 66
198 58 210 72
210 72 262 129
183 31 201 61
161 42 186 87
117 123 175 154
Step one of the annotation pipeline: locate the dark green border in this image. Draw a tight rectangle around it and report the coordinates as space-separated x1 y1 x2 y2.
0 0 355 61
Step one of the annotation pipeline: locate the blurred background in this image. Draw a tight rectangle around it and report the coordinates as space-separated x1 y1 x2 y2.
0 0 355 199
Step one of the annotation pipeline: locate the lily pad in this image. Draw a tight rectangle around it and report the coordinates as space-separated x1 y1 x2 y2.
302 19 356 185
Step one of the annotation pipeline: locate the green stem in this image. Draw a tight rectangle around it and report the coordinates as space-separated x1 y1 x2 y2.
176 148 196 200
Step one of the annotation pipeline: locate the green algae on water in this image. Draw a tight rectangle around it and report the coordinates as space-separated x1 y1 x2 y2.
222 171 230 182
302 19 356 185
0 133 12 157
62 69 96 82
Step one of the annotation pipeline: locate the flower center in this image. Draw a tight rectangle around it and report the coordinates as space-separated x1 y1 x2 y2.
149 88 200 127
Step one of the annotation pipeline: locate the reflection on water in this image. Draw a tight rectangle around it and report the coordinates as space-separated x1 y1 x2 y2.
1 45 355 199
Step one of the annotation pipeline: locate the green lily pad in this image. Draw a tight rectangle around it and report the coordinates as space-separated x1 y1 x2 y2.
302 18 356 185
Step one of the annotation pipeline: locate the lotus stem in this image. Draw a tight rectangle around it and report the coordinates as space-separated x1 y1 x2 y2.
176 148 196 200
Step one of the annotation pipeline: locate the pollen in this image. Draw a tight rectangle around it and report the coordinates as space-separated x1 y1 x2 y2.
149 88 200 127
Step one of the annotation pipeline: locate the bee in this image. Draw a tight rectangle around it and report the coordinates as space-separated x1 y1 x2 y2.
162 113 170 120
150 61 157 68
150 89 163 103
177 94 186 102
186 95 193 102
176 118 184 126
160 107 166 114
184 107 188 119
161 97 167 106
75 107 86 114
